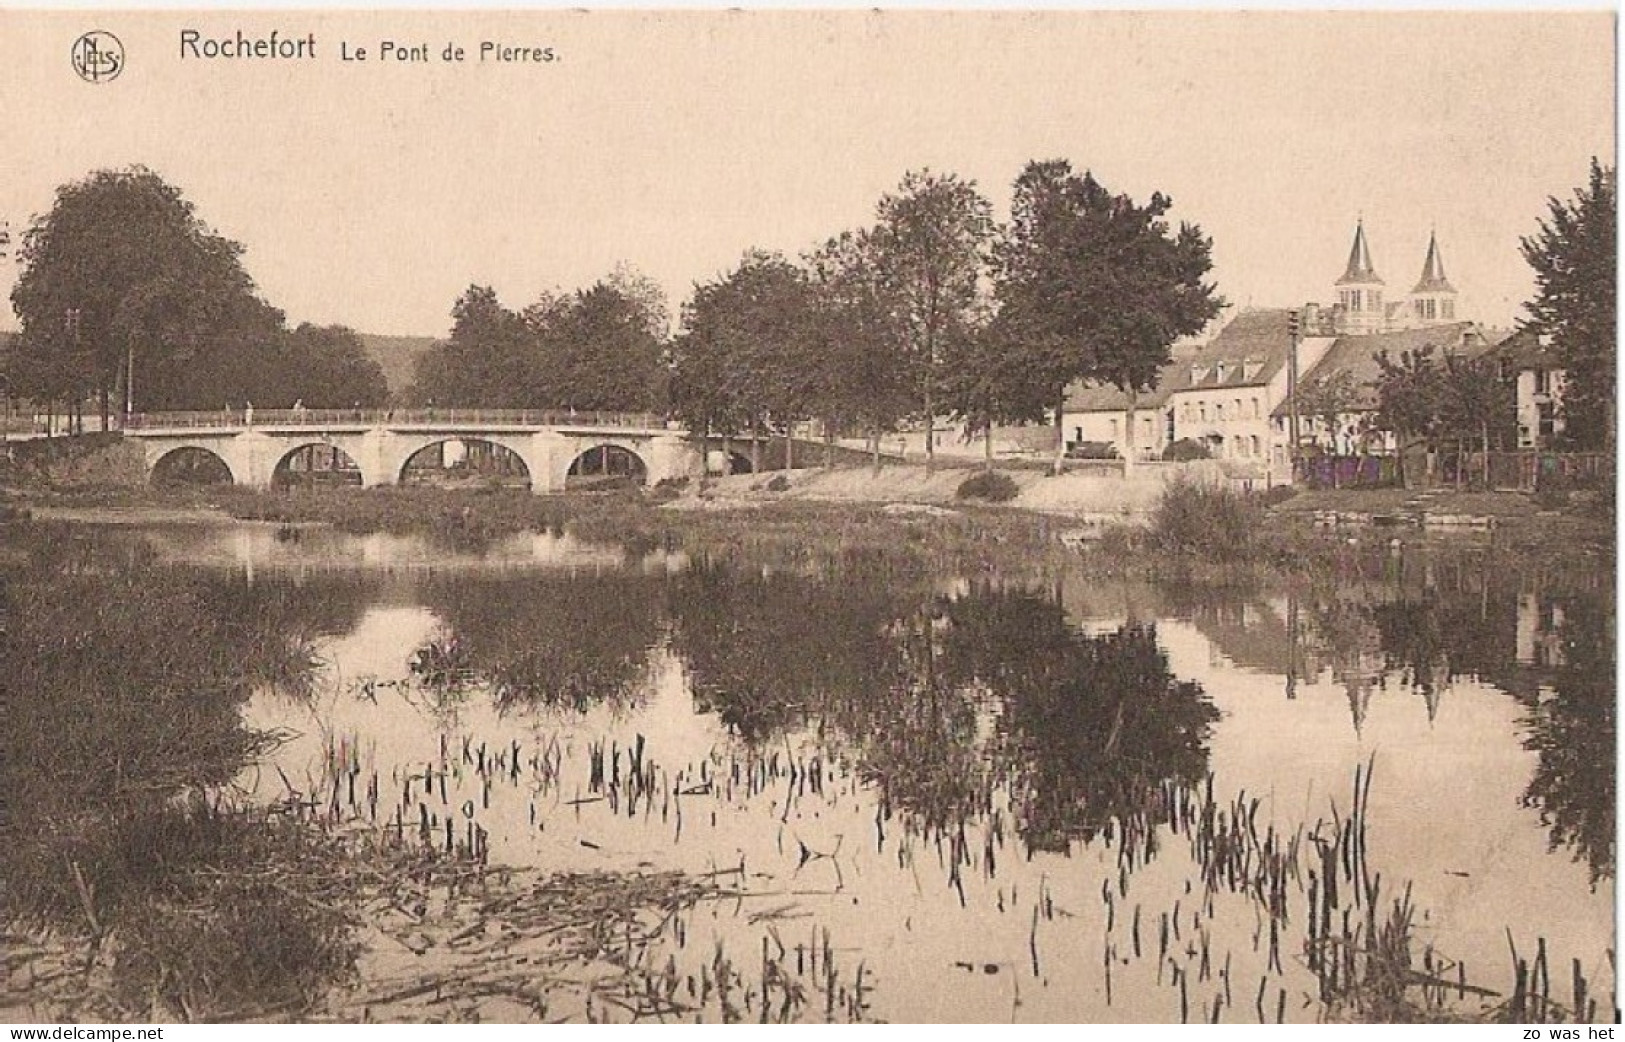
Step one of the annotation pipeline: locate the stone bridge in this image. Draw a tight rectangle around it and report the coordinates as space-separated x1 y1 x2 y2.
124 408 701 493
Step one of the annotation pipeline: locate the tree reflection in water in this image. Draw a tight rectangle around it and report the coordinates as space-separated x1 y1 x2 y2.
1280 547 1614 882
417 574 664 714
927 586 1219 854
666 563 902 742
665 571 1221 858
1518 595 1615 885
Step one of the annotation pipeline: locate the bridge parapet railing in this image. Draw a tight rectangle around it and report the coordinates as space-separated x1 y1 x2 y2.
127 409 676 431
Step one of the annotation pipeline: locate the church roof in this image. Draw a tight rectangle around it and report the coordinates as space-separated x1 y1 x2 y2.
1336 221 1384 286
1411 232 1457 294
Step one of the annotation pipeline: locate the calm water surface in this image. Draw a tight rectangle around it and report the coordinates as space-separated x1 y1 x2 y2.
113 523 1623 1021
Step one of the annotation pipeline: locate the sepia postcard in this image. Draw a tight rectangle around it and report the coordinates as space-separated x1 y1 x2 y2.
0 8 1615 1029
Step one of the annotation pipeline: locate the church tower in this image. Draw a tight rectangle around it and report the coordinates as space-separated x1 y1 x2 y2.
1408 231 1458 326
1334 220 1386 335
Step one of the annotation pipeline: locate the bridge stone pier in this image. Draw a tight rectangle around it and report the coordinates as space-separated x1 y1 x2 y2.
125 411 702 493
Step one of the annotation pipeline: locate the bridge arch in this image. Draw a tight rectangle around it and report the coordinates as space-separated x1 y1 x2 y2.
151 445 235 486
565 442 648 487
272 442 363 488
708 448 757 477
399 437 532 489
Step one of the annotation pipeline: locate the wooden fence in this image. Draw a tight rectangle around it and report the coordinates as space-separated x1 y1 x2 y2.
1294 450 1611 492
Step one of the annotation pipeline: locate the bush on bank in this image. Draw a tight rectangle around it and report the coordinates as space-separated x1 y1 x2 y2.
955 470 1019 503
1148 477 1267 559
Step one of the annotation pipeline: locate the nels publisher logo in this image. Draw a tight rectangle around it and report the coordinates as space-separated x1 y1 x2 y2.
71 31 124 84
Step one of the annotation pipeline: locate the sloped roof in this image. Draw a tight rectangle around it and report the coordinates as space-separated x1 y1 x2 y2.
1274 321 1498 416
1336 221 1384 286
1486 327 1561 370
1411 232 1456 294
1062 341 1206 413
1165 308 1299 393
1062 309 1301 413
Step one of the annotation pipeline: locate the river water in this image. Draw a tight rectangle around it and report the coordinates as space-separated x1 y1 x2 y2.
15 519 1616 1023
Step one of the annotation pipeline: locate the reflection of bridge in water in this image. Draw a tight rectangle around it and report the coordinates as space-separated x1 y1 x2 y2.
126 409 697 492
140 523 690 580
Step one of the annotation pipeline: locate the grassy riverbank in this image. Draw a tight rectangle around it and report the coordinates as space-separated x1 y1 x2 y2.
4 464 1611 579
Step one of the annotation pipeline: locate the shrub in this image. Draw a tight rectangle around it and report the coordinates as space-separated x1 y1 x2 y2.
1258 485 1299 508
1150 477 1264 558
955 470 1020 502
764 474 791 492
1161 438 1212 461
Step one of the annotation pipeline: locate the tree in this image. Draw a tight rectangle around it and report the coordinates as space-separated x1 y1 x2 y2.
1374 345 1447 488
272 324 389 408
1296 369 1366 455
1440 352 1515 488
994 160 1224 471
1521 159 1616 451
9 167 283 421
940 316 1051 468
805 229 914 468
671 251 820 471
872 171 995 469
539 281 666 413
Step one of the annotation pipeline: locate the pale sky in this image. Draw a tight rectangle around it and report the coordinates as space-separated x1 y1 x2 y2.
0 10 1615 337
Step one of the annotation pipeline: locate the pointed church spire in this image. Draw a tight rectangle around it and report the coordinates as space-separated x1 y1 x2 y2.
1412 230 1456 293
1336 219 1384 285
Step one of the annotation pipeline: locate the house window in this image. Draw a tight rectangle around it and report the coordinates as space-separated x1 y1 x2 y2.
1073 427 1083 442
1199 402 1208 422
1251 435 1261 457
1251 397 1261 419
1441 299 1455 320
1234 398 1242 419
1215 402 1225 421
1109 418 1119 439
1535 369 1551 396
1538 402 1556 440
1349 290 1362 311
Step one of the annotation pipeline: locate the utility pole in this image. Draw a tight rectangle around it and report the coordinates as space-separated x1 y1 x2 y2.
1287 307 1301 482
65 307 81 435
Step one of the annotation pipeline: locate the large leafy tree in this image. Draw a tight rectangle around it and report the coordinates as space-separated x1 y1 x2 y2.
538 281 666 413
872 170 995 468
1521 159 1616 451
408 284 533 407
804 229 913 466
939 315 1051 468
995 160 1224 470
268 324 389 409
9 167 284 419
1373 345 1447 487
410 276 666 412
671 251 820 467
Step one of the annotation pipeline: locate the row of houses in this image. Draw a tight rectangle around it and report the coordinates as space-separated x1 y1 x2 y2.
1061 223 1566 482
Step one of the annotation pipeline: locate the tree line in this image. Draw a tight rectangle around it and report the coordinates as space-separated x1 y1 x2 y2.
5 160 1611 459
666 164 1223 469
